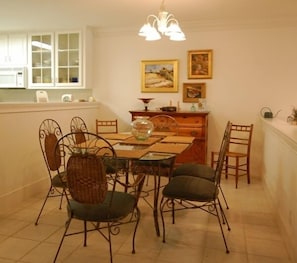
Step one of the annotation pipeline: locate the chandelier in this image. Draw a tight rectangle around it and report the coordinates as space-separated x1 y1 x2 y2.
138 0 186 41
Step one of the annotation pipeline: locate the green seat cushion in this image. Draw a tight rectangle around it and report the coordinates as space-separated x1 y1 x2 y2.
173 163 215 181
52 171 67 188
162 175 218 202
68 191 136 222
104 159 128 174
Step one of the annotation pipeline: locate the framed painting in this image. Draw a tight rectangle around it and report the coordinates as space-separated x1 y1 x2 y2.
188 50 212 79
183 82 206 102
141 59 178 93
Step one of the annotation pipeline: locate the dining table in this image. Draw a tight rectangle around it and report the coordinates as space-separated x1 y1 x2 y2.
99 132 195 236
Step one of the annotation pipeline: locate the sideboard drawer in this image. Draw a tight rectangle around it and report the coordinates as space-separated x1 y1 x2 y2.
178 127 205 138
175 116 205 125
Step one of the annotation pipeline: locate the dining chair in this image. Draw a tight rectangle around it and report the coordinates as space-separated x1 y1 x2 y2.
172 121 232 209
96 118 129 184
35 118 67 225
70 116 89 144
53 132 146 263
160 121 232 253
149 114 179 135
96 119 118 134
211 123 254 188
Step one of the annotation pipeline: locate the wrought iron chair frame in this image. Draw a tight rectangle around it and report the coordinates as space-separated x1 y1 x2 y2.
211 123 253 188
53 132 145 263
160 121 232 253
149 114 179 135
172 121 232 209
70 116 89 144
35 118 67 225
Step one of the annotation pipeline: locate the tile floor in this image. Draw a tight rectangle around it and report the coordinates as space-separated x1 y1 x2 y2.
0 176 293 263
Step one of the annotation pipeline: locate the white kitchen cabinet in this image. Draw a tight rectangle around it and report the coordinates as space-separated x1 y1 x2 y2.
0 33 27 66
55 32 81 87
28 31 82 88
29 33 54 87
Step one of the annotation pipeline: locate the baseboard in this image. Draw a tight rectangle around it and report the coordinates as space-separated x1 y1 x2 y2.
263 181 296 262
0 179 47 216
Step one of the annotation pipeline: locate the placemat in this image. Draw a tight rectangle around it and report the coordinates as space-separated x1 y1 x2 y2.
151 131 177 137
161 136 195 144
120 136 161 146
100 133 133 140
147 143 190 154
115 149 149 159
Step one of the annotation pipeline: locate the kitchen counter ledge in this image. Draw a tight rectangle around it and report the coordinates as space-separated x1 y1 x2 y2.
262 116 297 149
0 101 100 114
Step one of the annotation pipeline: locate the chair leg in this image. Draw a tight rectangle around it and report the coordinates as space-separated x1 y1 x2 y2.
35 186 52 225
217 198 231 231
160 197 167 243
225 156 229 179
35 187 65 225
219 185 229 209
211 152 215 168
247 157 251 184
235 157 239 188
214 201 230 253
83 220 87 246
171 200 175 224
58 190 64 209
132 207 141 254
53 217 72 263
107 222 113 263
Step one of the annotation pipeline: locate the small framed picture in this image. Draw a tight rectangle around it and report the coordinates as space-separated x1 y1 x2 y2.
183 83 206 102
141 59 178 93
188 50 212 79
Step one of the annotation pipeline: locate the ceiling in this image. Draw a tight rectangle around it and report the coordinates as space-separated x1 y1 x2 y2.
1 0 297 32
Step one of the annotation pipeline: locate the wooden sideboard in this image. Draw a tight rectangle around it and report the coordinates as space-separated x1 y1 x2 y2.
129 110 209 165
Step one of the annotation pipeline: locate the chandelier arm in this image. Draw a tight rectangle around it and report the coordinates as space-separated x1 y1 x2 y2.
166 17 179 25
147 14 160 24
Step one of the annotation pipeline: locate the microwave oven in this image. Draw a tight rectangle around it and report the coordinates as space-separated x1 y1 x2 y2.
0 67 26 88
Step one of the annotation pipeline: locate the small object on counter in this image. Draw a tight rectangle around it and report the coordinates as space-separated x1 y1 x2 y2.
190 103 196 112
61 94 73 102
88 96 95 102
138 98 154 111
287 107 297 124
160 106 177 112
36 90 48 103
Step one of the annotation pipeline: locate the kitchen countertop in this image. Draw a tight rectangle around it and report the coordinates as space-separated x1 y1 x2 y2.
0 101 100 114
261 117 297 147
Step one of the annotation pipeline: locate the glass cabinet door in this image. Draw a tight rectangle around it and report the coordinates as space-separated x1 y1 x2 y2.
56 32 81 86
30 33 54 86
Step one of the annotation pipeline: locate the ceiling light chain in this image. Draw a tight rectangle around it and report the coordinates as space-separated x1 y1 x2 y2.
139 0 186 41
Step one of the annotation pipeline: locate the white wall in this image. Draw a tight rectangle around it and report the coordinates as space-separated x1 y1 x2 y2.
92 24 297 180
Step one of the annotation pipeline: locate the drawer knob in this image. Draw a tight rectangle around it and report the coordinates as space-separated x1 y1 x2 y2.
191 131 198 136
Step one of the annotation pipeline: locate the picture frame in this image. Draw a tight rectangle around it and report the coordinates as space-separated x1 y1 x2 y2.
183 82 206 102
188 50 213 79
141 59 178 93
